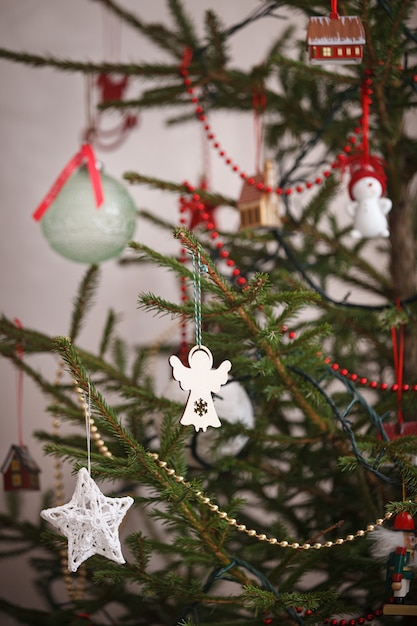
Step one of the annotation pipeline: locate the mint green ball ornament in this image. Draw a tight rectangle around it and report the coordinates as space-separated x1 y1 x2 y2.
41 165 136 263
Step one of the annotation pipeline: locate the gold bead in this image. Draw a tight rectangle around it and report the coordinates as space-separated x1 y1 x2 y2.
247 529 256 536
258 534 267 541
90 425 98 433
209 504 219 512
356 530 365 537
175 475 185 483
201 497 210 504
104 451 112 457
159 461 167 468
346 534 354 541
324 541 333 547
303 543 311 550
279 540 289 547
313 543 322 549
335 538 344 545
218 511 227 519
376 518 384 526
228 518 237 526
367 524 375 532
237 524 246 532
99 445 108 453
269 537 278 545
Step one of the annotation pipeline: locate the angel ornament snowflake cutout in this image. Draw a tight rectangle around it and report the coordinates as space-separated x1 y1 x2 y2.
169 345 232 432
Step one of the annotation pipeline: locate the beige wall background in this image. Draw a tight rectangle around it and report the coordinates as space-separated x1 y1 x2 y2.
0 2 291 623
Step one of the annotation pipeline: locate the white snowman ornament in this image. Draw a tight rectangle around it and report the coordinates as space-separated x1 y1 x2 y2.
346 164 392 239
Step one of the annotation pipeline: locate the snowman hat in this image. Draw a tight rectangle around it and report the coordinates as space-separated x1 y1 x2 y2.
348 155 387 199
393 511 415 532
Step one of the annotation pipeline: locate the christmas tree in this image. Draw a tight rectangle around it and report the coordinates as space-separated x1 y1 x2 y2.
1 1 417 625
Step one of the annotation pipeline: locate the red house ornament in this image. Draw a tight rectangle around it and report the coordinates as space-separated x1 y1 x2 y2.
306 1 365 65
1 444 41 491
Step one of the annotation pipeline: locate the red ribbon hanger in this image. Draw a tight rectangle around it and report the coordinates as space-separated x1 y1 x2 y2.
32 143 104 222
391 303 405 424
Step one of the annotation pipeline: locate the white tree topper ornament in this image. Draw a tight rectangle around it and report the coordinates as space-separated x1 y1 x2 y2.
41 467 133 572
169 345 232 432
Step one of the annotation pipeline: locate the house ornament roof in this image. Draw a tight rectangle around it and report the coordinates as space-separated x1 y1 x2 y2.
307 15 365 46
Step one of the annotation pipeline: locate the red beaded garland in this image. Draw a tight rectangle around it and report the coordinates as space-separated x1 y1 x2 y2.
179 63 361 197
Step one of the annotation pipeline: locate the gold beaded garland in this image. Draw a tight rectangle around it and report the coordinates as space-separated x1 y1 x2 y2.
148 450 392 549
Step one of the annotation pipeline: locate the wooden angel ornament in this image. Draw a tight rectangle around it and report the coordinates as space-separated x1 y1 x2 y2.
169 345 232 432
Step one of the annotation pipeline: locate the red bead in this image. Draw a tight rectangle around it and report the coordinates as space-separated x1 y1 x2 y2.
331 363 339 371
237 277 247 285
201 212 209 220
331 620 338 626
339 620 347 626
240 172 247 179
184 78 192 86
359 377 368 385
349 621 356 626
199 115 206 122
214 142 219 148
247 177 255 185
265 185 272 193
357 618 365 624
227 259 235 267
195 106 203 114
181 295 188 301
285 188 292 195
216 241 224 249
207 133 214 140
324 170 331 177
369 381 378 388
206 222 215 230
191 96 198 104
296 607 303 614
276 187 283 195
403 384 410 391
232 166 239 172
257 182 265 190
413 384 417 391
296 185 304 193
288 331 296 340
374 609 382 616
392 383 399 392
305 609 313 616
220 250 229 259
219 150 225 157
210 232 219 239
344 145 352 153
315 177 322 184
380 382 388 390
324 357 331 364
340 369 348 376
306 182 313 188
350 373 358 381
365 615 373 622
226 158 232 165
233 268 241 276
349 136 357 144
179 218 187 224
263 619 272 625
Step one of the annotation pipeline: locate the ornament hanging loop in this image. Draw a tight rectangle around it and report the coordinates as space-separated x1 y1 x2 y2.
192 246 207 349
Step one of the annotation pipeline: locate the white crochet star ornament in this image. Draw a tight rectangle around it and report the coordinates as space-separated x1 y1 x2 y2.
41 467 133 572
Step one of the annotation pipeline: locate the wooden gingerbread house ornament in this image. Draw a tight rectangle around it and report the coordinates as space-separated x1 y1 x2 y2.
237 160 282 230
306 0 365 65
1 444 41 491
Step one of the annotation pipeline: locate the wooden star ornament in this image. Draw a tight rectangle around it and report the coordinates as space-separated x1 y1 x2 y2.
41 467 134 572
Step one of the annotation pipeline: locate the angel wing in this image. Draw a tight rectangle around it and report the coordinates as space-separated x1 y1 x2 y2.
169 355 195 392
